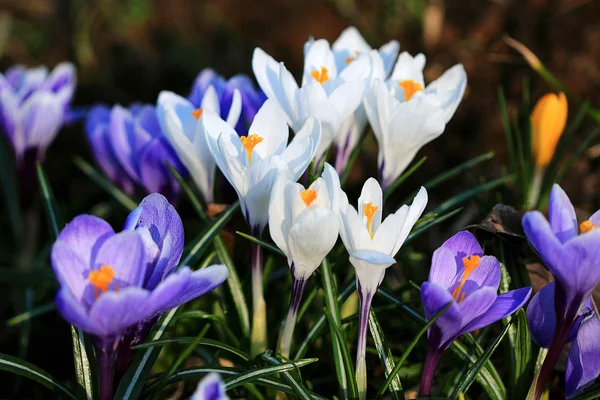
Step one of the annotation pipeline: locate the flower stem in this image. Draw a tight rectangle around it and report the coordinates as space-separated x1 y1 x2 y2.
419 347 442 398
96 342 116 400
356 290 374 400
250 242 267 356
532 319 574 400
526 167 544 210
279 275 306 357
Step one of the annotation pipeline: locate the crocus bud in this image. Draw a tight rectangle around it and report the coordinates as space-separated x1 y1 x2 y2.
531 92 568 168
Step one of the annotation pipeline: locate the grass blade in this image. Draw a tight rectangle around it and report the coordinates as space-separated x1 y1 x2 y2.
376 302 452 397
425 151 496 190
449 319 513 399
263 353 313 400
36 163 63 237
383 156 427 200
6 303 56 326
321 258 356 399
223 358 318 389
132 336 249 361
0 352 77 400
368 310 402 399
236 231 285 256
167 163 208 221
73 156 137 211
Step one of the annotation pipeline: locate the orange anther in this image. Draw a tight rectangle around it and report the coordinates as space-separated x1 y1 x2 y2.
300 189 317 206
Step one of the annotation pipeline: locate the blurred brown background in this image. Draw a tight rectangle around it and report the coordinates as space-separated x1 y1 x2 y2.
0 0 599 204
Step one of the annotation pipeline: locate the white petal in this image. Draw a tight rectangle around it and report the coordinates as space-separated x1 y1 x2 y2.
156 91 196 141
378 40 400 77
373 205 409 255
340 203 373 255
358 178 383 233
288 208 339 280
282 117 321 180
390 52 426 85
302 39 337 86
321 162 341 212
349 250 395 294
225 88 243 127
201 85 221 114
425 64 467 123
391 186 428 255
248 99 289 160
268 177 295 262
329 81 364 123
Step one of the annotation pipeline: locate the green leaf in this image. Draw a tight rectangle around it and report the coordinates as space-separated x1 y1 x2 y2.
506 309 533 399
368 310 402 399
555 128 600 184
167 163 208 221
150 324 211 396
423 152 495 191
340 130 370 186
223 357 318 390
73 156 138 211
449 319 513 399
236 231 285 256
114 308 178 400
6 302 56 326
141 366 327 399
132 336 250 361
0 136 21 240
383 156 427 200
36 163 63 238
179 201 240 267
376 302 452 397
570 383 600 400
37 163 95 400
214 234 251 339
262 353 313 400
177 311 240 347
498 87 517 175
324 308 359 400
404 208 463 245
0 352 77 399
430 175 514 216
295 281 355 359
321 258 356 399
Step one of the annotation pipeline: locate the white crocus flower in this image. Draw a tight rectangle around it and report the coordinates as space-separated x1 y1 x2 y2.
338 177 427 400
203 98 321 236
365 51 467 189
269 162 341 356
156 88 241 203
252 39 366 164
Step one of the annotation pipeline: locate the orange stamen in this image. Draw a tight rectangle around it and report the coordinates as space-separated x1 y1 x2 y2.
345 51 360 64
363 202 379 239
191 108 203 120
398 80 424 101
580 220 598 233
239 134 263 165
451 255 481 302
300 189 317 206
311 66 330 84
88 265 116 299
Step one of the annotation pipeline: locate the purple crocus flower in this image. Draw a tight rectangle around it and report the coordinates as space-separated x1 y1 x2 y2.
51 193 228 400
191 373 229 400
85 103 187 204
419 231 531 397
188 68 266 136
523 184 600 399
0 63 76 194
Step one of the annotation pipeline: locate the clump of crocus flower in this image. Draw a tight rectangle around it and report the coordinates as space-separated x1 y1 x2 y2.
191 373 229 400
203 98 321 355
85 103 187 204
0 63 76 197
419 230 531 397
526 92 568 209
51 193 228 400
523 184 600 399
338 178 428 400
188 68 266 137
268 162 341 357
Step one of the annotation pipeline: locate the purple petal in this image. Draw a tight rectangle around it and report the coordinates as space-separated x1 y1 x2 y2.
89 287 151 338
564 229 600 299
56 215 115 268
421 281 462 351
94 231 146 287
428 246 458 290
456 256 501 295
4 65 26 90
136 139 173 194
441 231 483 258
40 62 76 105
457 287 498 330
145 265 229 319
55 287 100 335
461 286 531 334
0 90 22 156
548 184 578 243
527 282 556 348
566 312 600 398
20 91 63 152
133 104 161 138
51 243 89 301
192 373 229 400
189 69 221 107
522 211 571 287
